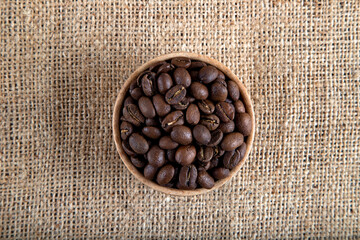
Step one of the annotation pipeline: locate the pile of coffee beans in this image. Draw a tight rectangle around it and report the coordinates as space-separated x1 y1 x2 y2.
119 57 252 190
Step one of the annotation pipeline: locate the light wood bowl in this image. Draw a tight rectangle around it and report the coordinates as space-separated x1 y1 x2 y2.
113 52 255 196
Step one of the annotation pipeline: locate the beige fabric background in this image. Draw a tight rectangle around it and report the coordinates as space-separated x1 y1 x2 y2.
1 0 359 238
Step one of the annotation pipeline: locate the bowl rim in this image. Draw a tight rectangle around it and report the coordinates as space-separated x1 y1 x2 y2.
113 52 255 196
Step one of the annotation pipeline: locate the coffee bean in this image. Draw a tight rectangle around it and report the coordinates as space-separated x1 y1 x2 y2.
211 168 230 180
178 165 197 190
167 149 176 162
197 170 215 189
213 146 225 158
156 164 175 185
197 146 213 162
209 157 219 170
227 80 240 101
129 133 149 154
190 82 209 100
193 125 211 145
123 104 145 127
161 111 184 132
171 57 191 68
215 102 235 123
165 85 186 105
144 164 158 180
157 63 175 74
142 126 161 139
234 100 245 113
170 126 193 145
152 94 171 117
122 140 136 157
172 97 189 110
218 120 235 133
199 66 218 84
186 104 200 125
137 71 156 97
235 113 252 136
223 149 241 169
217 71 225 80
157 73 173 94
190 71 199 81
197 161 211 171
239 143 247 160
159 136 179 150
207 129 223 147
210 80 228 102
197 99 215 114
145 118 159 126
123 96 135 107
189 61 207 70
138 96 156 118
120 121 133 140
173 68 191 87
130 156 146 168
147 146 166 168
129 87 142 100
148 61 167 72
221 132 244 151
200 114 220 131
175 145 196 166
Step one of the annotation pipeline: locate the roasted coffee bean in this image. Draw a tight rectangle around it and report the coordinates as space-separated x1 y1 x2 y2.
209 157 219 169
207 129 223 147
235 113 252 136
227 80 240 101
122 140 136 157
223 149 241 169
193 125 211 145
197 99 215 114
197 146 213 162
234 100 245 113
159 136 179 150
173 97 190 110
148 61 167 72
190 71 199 81
123 104 145 127
200 114 220 131
157 73 173 94
190 82 209 100
188 97 196 103
137 71 156 96
175 145 196 166
156 164 175 185
130 156 146 168
211 168 230 180
186 104 200 125
218 71 225 80
167 149 176 162
210 80 228 102
221 132 244 151
198 66 218 84
213 146 225 158
239 143 247 160
189 61 207 70
161 111 184 132
152 94 171 117
165 85 186 105
218 120 235 133
144 164 158 180
215 102 235 123
197 161 211 171
129 133 149 154
120 121 133 140
173 68 191 87
171 57 191 68
138 96 156 118
170 126 193 145
147 146 166 168
145 118 159 126
142 126 161 139
129 87 142 100
123 96 135 107
178 165 197 190
197 170 215 189
157 63 175 74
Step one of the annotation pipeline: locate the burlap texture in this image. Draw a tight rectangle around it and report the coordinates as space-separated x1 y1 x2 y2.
1 0 359 238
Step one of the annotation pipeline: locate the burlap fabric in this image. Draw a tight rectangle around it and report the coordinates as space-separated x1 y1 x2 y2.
1 0 359 238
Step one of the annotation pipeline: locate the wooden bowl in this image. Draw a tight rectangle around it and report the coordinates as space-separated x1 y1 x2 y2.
113 52 255 196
